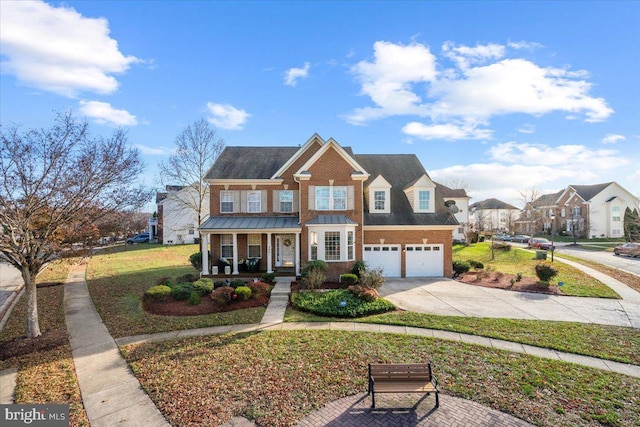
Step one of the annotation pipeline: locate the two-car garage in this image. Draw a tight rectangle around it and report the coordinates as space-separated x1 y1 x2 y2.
363 244 444 277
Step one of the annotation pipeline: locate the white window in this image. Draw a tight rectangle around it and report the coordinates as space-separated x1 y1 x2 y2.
280 190 293 213
612 206 621 222
325 232 340 261
248 234 262 258
419 190 430 210
220 191 234 213
315 186 347 211
347 231 354 261
561 208 566 217
374 191 386 211
247 191 261 213
573 206 582 216
310 232 318 260
221 234 233 258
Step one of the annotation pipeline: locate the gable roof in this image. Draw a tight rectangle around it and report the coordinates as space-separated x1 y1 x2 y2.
569 182 614 202
205 146 299 180
530 191 563 208
355 154 456 226
470 198 519 210
294 138 368 179
435 182 470 199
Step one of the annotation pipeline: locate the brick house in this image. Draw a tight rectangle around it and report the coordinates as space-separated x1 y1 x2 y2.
198 134 458 279
515 182 639 239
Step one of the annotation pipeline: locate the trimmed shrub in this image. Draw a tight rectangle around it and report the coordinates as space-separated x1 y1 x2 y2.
172 283 195 301
230 279 246 289
189 252 203 270
535 262 558 283
340 273 359 287
235 286 252 301
492 242 512 251
302 260 328 275
260 272 276 284
359 267 384 290
211 286 235 304
248 280 270 296
189 291 201 305
144 285 172 301
468 260 484 269
453 260 471 277
155 276 172 286
176 273 198 283
192 278 214 296
300 269 326 290
351 260 366 279
348 285 380 302
291 289 395 318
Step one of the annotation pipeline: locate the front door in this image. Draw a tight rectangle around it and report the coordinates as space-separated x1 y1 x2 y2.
276 235 295 267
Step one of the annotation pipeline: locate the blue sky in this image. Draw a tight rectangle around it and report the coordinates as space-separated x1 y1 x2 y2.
1 1 639 211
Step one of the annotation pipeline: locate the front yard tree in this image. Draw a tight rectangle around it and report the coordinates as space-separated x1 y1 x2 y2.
157 118 225 237
0 113 149 338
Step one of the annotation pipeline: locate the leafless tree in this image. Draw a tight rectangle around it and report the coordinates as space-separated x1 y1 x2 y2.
518 186 543 234
157 119 224 235
0 113 150 338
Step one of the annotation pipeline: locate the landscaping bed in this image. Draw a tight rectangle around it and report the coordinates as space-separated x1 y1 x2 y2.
144 293 269 316
458 271 563 295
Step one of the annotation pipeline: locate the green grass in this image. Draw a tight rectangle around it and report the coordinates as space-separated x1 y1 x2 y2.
453 242 619 298
283 308 640 365
121 330 640 427
86 244 264 338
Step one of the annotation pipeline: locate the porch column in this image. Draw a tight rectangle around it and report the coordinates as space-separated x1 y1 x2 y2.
232 232 239 275
267 232 273 273
295 232 301 276
202 233 210 275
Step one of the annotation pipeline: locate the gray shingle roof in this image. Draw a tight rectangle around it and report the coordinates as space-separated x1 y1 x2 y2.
205 146 299 180
470 198 519 210
531 191 563 207
435 182 469 198
570 182 613 201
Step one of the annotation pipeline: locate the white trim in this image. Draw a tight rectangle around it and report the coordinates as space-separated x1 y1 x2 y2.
207 179 283 186
293 138 370 180
271 134 325 178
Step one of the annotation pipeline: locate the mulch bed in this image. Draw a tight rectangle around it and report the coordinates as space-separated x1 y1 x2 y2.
143 294 270 316
0 330 68 360
290 281 344 293
458 271 563 295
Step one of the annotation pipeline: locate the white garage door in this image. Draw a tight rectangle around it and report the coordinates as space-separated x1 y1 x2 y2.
405 244 443 277
363 245 401 277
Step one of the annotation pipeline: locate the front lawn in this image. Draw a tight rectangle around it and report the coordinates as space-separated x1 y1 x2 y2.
86 244 265 338
453 243 619 298
122 330 640 427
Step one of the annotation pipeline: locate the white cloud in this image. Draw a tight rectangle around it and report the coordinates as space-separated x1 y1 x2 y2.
517 123 536 134
347 40 613 137
283 62 311 86
134 144 169 156
0 1 138 98
346 41 437 124
402 121 492 140
206 102 250 130
507 40 543 50
78 100 137 126
602 134 626 144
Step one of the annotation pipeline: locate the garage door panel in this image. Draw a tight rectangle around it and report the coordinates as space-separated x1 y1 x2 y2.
363 245 401 277
406 245 443 277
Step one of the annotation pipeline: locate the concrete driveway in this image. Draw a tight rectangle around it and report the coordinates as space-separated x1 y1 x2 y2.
379 277 640 328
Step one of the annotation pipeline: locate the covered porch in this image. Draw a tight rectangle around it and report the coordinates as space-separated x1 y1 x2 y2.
199 216 302 277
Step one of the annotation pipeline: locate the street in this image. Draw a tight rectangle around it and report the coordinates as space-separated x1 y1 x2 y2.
555 245 640 277
0 262 23 311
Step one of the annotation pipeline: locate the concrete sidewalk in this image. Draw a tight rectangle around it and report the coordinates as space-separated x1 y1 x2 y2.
64 263 169 427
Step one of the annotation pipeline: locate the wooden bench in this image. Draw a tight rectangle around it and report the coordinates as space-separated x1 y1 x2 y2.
368 362 439 409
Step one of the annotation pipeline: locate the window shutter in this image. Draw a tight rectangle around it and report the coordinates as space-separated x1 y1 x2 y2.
261 190 268 212
347 186 355 210
308 186 315 210
273 190 280 213
233 191 241 213
292 190 299 213
240 191 247 213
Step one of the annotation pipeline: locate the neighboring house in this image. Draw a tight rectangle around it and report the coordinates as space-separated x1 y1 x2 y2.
157 184 210 245
198 134 458 279
469 198 520 233
435 183 470 242
515 182 640 239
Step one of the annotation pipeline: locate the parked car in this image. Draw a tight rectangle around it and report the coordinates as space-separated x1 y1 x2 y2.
512 235 531 243
527 237 555 250
126 233 149 244
494 234 512 241
613 242 640 257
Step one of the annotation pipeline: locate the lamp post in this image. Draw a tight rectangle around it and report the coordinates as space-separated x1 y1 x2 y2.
550 212 556 262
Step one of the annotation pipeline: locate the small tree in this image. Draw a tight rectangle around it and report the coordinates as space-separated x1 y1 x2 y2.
0 113 149 338
535 262 558 285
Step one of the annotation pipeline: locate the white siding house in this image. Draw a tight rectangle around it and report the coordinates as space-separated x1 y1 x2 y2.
159 185 210 245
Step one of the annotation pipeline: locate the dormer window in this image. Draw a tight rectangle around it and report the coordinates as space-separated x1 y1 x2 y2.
374 191 386 210
367 175 391 214
419 190 431 210
403 175 435 213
